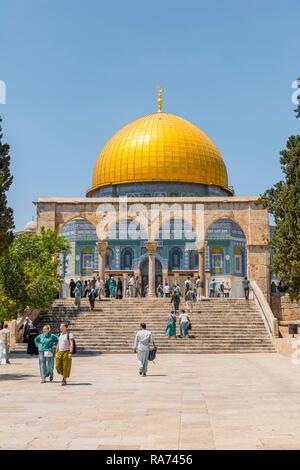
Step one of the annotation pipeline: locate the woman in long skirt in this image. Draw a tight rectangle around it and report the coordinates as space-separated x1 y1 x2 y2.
27 323 39 356
165 311 176 338
74 283 82 309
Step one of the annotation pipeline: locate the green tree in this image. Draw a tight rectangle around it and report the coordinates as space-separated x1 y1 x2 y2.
0 116 14 251
295 77 300 119
259 91 300 300
0 228 69 322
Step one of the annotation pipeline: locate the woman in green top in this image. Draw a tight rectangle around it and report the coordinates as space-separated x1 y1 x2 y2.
34 325 58 383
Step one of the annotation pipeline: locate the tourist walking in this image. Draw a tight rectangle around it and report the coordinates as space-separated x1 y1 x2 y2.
69 278 76 298
171 290 181 313
98 278 105 298
209 278 216 297
91 277 97 289
128 275 136 298
135 276 141 297
108 275 117 298
219 281 225 298
174 283 182 295
88 287 97 310
143 285 149 297
19 316 33 343
116 277 123 299
125 286 130 298
55 323 75 386
195 276 202 301
95 277 101 299
104 279 110 297
224 281 231 298
74 281 82 309
156 284 163 298
184 276 192 291
242 277 250 300
163 282 171 298
185 287 195 313
179 310 190 338
34 325 58 383
0 324 11 365
134 323 154 377
165 311 177 338
27 323 39 356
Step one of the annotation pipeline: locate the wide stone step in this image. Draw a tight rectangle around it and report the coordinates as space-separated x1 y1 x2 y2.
30 297 275 354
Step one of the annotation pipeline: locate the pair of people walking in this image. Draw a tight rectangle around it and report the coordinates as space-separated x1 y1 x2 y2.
165 310 191 338
34 323 75 385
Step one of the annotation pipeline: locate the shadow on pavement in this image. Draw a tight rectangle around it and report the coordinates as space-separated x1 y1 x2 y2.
0 373 36 381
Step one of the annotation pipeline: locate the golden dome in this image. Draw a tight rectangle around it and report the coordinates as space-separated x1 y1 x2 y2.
87 112 229 196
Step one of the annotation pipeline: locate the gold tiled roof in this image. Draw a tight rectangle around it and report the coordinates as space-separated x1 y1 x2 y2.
87 112 229 195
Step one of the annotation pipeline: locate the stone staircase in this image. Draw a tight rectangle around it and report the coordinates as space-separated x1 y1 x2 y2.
17 297 276 354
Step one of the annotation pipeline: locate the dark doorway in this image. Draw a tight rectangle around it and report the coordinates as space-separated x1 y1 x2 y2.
140 257 163 296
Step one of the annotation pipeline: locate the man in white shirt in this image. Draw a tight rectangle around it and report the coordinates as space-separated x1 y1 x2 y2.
184 277 192 290
163 282 171 298
95 278 101 299
55 323 75 386
134 323 154 376
128 275 136 298
0 324 10 365
179 310 190 338
195 276 202 301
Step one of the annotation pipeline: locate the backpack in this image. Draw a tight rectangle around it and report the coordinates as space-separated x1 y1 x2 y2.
67 332 77 354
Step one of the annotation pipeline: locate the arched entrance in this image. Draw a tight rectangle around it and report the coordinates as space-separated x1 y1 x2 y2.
140 257 163 296
205 218 247 297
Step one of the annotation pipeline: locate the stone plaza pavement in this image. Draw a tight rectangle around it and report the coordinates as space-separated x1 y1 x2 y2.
1 353 300 450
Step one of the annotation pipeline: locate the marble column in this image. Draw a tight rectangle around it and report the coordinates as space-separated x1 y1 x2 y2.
198 241 207 296
96 241 108 281
145 241 158 298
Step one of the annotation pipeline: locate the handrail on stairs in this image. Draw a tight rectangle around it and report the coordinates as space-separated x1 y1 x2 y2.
251 281 279 338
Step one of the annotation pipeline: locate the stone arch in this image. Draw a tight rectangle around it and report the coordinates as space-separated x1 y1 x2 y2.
205 217 248 295
204 212 250 246
58 214 97 235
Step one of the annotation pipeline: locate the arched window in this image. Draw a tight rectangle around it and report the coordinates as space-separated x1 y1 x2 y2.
189 250 199 270
121 248 134 270
105 248 114 269
169 247 183 270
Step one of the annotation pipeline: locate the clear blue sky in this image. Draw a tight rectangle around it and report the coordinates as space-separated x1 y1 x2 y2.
1 0 299 230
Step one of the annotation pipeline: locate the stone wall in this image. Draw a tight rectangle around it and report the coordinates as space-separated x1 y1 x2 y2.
271 294 300 322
